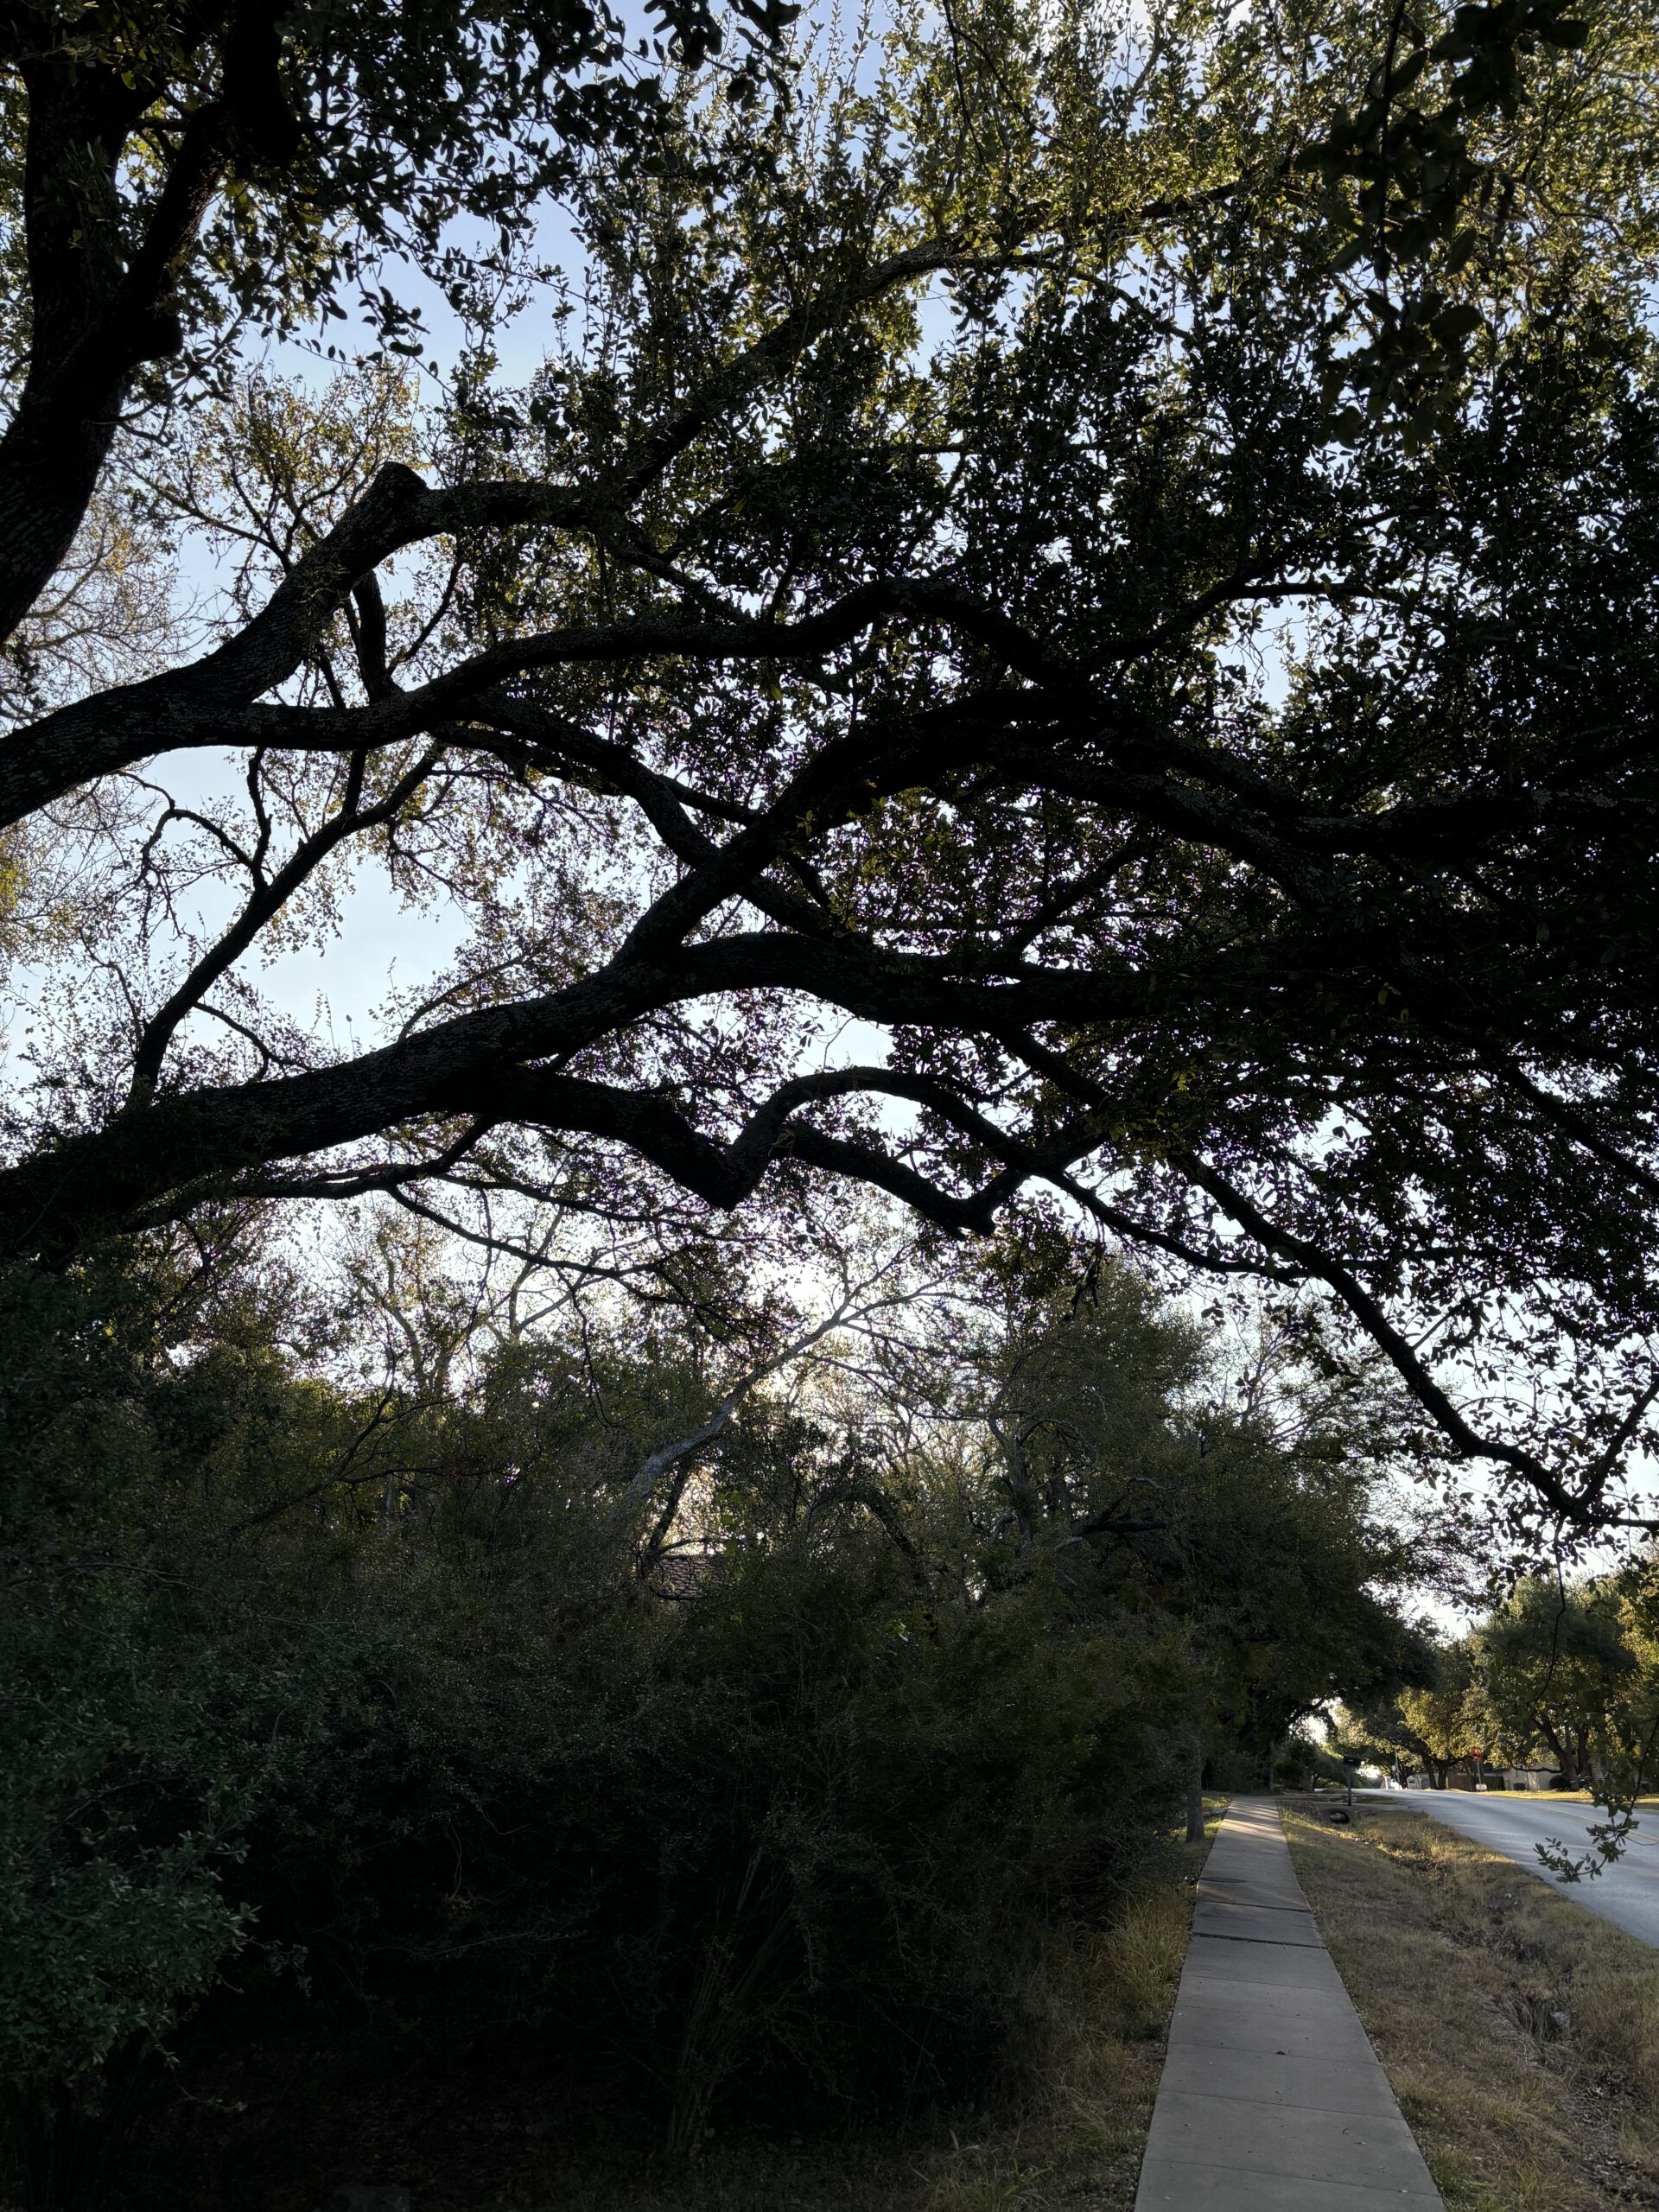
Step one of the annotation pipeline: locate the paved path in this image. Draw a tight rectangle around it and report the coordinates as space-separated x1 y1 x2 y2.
1377 1789 1659 1948
1135 1798 1443 2211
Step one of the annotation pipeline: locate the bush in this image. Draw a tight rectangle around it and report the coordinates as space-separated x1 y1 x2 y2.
0 1250 1419 2206
0 1261 1204 2205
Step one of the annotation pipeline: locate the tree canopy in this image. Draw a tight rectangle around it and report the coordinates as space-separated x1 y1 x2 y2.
1342 1637 1478 1787
1344 1564 1659 1803
6 0 1659 1533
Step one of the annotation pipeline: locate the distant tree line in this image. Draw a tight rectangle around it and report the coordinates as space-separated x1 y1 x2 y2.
1342 1570 1659 1794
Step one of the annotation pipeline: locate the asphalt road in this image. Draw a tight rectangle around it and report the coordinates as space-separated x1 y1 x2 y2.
1361 1789 1659 1948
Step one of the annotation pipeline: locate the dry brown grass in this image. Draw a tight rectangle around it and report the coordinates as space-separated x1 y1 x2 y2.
1282 1800 1659 2211
1476 1793 1659 1808
910 1822 1220 2212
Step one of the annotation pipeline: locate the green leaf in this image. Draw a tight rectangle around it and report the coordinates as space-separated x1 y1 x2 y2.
1429 303 1482 340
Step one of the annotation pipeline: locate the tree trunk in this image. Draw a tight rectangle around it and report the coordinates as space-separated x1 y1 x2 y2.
1185 1730 1205 1843
1558 1733 1580 1789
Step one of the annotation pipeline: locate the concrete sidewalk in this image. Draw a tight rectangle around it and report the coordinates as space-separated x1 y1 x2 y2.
1134 1798 1444 2211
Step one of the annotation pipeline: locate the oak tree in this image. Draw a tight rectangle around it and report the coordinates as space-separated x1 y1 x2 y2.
5 0 1659 1533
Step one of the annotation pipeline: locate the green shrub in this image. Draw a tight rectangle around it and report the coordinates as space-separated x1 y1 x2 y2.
0 1250 1415 2203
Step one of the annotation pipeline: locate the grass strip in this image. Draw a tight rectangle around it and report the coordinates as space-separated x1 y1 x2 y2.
1460 1792 1659 1808
1282 1801 1659 2210
849 1800 1230 2212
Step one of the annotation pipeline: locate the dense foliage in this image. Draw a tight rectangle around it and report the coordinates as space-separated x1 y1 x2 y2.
1343 1561 1659 1801
0 1237 1420 2203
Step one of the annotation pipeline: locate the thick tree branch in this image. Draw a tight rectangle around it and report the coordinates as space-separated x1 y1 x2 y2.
1173 1149 1588 1519
126 745 442 1106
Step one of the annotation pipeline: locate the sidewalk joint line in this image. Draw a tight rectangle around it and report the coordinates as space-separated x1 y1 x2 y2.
1154 2084 1406 2120
1194 1937 1336 1955
1140 2152 1442 2204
